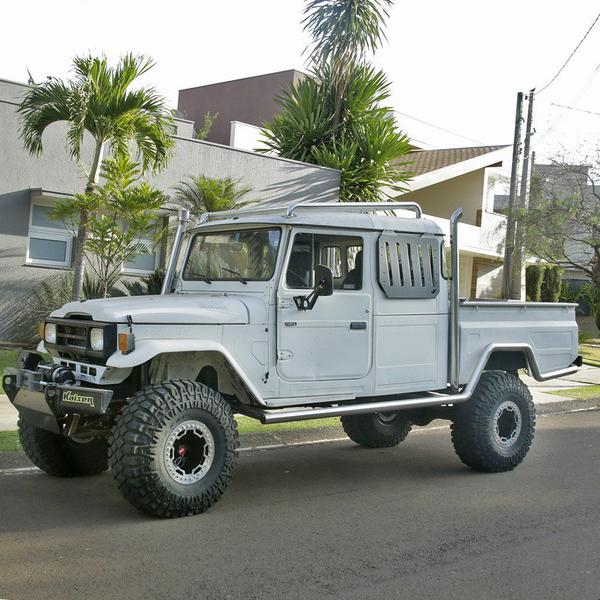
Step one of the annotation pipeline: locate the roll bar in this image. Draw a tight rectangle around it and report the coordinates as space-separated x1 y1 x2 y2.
198 201 423 223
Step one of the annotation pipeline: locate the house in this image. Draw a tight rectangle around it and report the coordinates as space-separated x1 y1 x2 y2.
0 77 340 344
178 69 305 146
392 145 513 299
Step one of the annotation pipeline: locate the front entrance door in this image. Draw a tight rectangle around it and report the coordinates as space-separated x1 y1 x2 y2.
276 230 372 382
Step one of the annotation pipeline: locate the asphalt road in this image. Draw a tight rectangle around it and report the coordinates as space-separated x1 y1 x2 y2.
1 410 599 600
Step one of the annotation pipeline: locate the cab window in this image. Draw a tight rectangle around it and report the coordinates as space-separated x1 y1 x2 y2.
285 233 363 290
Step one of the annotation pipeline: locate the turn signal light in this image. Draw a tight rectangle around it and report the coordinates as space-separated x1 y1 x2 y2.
118 332 135 354
39 323 45 340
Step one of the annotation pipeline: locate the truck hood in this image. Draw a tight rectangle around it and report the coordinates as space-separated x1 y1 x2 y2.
50 294 266 325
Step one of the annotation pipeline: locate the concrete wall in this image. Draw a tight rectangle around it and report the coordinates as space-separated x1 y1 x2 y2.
178 70 305 145
0 78 340 343
471 258 504 299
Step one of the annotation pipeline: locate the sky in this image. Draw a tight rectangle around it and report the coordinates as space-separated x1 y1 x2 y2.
3 0 600 161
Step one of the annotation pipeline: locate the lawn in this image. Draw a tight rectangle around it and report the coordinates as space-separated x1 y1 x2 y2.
548 384 600 400
235 415 339 435
579 344 600 367
0 417 341 453
0 349 18 373
0 430 20 452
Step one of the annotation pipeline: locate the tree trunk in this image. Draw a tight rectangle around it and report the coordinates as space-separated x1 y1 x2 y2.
71 141 104 301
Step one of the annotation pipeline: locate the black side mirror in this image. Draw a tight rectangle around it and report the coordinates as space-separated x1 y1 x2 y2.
294 264 333 310
314 264 333 297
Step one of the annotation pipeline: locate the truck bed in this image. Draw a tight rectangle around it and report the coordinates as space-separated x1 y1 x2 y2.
458 300 579 384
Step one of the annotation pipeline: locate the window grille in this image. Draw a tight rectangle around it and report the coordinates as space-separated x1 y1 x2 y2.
377 232 440 298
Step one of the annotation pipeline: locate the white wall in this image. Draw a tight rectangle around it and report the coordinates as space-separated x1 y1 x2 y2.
401 170 486 225
229 121 270 153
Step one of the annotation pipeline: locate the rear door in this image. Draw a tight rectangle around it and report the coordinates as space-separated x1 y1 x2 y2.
277 229 372 381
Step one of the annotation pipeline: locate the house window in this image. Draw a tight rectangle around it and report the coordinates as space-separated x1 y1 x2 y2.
121 236 160 276
122 244 159 275
26 200 73 268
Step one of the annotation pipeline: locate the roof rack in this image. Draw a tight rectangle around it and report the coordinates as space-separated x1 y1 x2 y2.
198 201 422 223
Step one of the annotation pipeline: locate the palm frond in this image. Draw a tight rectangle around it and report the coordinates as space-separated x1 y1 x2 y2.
17 79 74 155
174 176 252 217
303 0 393 66
19 53 174 171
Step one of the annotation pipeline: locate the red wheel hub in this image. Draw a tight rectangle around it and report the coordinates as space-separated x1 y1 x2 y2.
177 445 187 457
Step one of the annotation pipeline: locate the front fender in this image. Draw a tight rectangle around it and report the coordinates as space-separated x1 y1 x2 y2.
106 339 265 405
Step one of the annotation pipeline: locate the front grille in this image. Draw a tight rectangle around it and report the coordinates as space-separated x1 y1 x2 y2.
56 323 88 350
46 318 117 362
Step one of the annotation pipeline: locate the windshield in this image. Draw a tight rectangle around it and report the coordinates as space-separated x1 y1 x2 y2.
183 228 281 282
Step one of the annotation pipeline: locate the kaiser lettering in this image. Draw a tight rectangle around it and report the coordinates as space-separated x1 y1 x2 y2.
62 390 95 408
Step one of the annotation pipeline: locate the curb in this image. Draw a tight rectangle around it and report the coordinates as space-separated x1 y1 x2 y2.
535 398 600 416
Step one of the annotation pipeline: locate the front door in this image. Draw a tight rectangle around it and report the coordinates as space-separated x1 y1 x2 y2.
277 230 372 382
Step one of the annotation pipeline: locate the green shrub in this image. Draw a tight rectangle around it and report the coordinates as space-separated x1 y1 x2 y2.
541 266 563 302
560 282 581 303
525 264 545 301
122 269 164 296
9 273 74 347
579 283 600 331
82 272 125 300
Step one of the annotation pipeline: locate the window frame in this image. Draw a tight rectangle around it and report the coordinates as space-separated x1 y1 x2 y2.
26 197 73 269
120 237 161 276
182 226 283 283
282 229 365 292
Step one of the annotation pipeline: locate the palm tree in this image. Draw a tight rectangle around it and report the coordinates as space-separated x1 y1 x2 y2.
262 64 411 201
174 176 251 217
18 54 174 300
262 0 410 201
303 0 393 125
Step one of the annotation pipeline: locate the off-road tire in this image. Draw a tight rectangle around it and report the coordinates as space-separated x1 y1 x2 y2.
109 380 238 518
341 412 412 448
451 371 535 472
18 419 108 477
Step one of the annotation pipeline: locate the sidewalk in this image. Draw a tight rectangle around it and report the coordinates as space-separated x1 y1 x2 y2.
2 365 599 434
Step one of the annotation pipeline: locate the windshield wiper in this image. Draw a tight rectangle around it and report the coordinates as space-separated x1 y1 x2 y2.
221 267 248 284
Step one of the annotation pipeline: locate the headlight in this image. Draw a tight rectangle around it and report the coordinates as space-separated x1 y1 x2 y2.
90 328 104 351
44 323 57 344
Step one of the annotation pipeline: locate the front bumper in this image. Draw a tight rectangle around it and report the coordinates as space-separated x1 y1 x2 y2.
3 363 113 435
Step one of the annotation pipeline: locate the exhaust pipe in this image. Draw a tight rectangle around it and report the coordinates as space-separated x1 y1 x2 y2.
449 208 463 391
161 208 190 295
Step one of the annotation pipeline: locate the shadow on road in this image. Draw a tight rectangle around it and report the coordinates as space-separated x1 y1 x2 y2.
2 414 595 534
0 434 469 533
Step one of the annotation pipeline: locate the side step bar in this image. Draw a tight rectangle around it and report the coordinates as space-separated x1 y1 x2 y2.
236 390 470 424
236 343 580 425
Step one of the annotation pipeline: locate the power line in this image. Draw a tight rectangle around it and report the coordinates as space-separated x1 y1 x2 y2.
393 110 485 145
550 102 600 116
537 60 600 140
537 10 600 95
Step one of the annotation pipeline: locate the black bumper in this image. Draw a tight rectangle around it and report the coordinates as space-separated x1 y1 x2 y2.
3 367 113 435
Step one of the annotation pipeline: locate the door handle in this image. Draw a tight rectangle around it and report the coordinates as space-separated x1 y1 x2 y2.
350 321 367 330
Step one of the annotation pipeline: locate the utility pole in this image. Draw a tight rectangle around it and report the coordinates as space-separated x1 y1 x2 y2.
510 89 535 300
502 92 524 299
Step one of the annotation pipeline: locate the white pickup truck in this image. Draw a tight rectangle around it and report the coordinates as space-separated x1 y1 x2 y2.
3 202 580 518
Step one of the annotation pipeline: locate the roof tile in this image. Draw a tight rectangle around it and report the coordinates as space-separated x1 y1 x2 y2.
395 145 508 177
